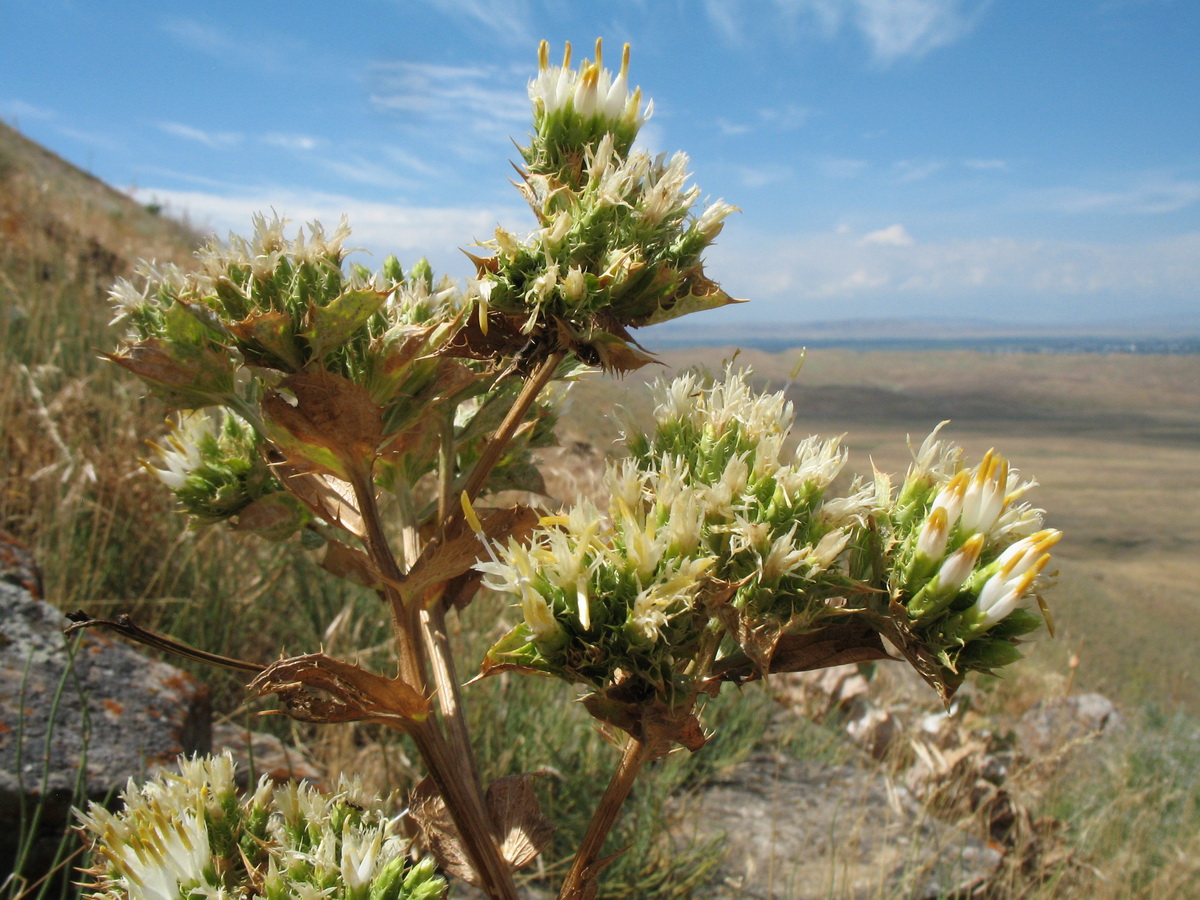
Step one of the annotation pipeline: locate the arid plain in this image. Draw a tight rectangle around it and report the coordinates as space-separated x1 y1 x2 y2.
562 346 1200 712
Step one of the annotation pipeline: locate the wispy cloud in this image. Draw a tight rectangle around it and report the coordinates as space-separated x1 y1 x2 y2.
1032 174 1200 216
820 157 870 179
262 133 320 152
368 60 531 158
892 158 946 182
735 164 794 189
409 0 536 46
159 16 310 74
716 104 811 137
853 0 991 66
860 223 914 245
158 121 243 149
712 1 991 66
0 99 56 121
963 158 1007 171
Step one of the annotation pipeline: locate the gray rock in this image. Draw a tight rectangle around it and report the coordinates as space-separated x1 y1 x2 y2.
674 751 1001 900
1015 693 1125 758
0 581 211 875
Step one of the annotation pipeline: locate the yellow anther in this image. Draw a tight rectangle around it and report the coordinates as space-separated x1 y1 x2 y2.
538 39 549 70
460 491 484 535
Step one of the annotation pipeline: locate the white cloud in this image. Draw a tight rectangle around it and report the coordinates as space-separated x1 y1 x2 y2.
820 157 870 179
707 224 1200 321
853 0 990 65
892 158 946 182
262 133 319 152
410 0 535 46
158 121 242 149
861 223 914 245
736 164 794 189
704 0 747 45
1032 176 1200 216
127 185 529 279
717 118 753 137
963 158 1007 171
736 0 990 66
160 17 299 73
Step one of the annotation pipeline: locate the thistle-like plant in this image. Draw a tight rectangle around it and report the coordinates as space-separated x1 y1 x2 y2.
76 39 1061 900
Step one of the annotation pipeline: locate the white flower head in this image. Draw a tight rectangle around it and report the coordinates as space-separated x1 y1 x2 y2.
143 411 218 491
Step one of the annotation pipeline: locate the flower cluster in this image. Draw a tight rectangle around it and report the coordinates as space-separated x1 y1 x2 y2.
466 40 741 372
526 39 650 172
874 427 1060 680
480 368 1061 728
110 217 570 530
144 408 306 538
478 367 873 708
77 754 446 900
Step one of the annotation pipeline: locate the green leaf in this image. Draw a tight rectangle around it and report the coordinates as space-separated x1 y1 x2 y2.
303 289 388 362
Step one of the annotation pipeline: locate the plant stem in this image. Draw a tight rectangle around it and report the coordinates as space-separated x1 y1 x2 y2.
421 599 483 789
348 466 426 695
557 736 653 900
350 466 515 898
411 717 521 900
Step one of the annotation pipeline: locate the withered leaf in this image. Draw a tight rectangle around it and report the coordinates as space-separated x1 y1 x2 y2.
232 493 309 541
582 686 705 755
261 369 383 481
710 616 891 685
104 339 233 406
321 540 381 590
408 773 554 887
247 653 429 727
486 774 556 871
268 456 365 538
869 598 965 708
229 310 305 370
409 778 479 886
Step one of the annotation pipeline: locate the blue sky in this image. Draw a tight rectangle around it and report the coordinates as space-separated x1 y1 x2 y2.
3 0 1199 330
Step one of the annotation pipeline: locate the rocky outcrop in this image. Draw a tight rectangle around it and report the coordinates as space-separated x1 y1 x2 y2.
676 750 1001 899
0 581 211 876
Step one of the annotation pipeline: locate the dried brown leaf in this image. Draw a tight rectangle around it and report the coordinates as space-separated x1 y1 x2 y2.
404 506 538 603
486 774 556 871
409 778 479 886
320 541 381 590
261 370 383 480
407 774 554 886
247 653 429 727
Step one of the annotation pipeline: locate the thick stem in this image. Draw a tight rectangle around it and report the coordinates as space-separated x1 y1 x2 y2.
350 468 514 898
411 718 520 900
348 466 426 695
557 736 653 900
421 600 483 790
